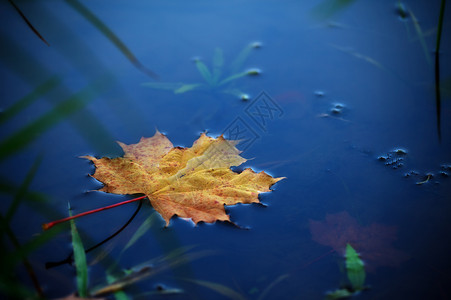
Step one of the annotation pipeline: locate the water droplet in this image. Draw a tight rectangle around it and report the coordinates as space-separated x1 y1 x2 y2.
240 94 250 101
246 68 261 76
251 41 262 48
314 90 325 97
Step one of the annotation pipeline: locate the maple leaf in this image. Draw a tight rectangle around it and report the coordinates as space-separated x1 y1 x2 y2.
309 211 410 271
82 131 284 225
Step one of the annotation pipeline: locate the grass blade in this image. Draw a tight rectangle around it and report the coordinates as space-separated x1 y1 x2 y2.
5 154 43 223
409 8 432 66
230 43 254 74
8 0 50 46
218 71 248 86
0 213 44 297
65 0 158 79
212 47 224 84
434 0 446 142
183 278 247 300
0 80 105 162
312 0 358 19
195 60 214 85
122 212 157 253
174 83 203 94
0 76 60 125
69 206 89 298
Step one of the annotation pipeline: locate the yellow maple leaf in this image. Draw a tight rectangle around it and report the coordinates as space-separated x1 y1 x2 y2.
82 131 284 225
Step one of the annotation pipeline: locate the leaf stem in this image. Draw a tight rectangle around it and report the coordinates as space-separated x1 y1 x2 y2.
42 195 147 230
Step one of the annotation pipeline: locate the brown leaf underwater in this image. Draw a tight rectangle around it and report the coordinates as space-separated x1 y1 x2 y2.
83 131 285 225
309 211 410 271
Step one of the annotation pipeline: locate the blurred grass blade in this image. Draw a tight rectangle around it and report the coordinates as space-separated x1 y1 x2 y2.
230 43 254 73
141 82 185 91
312 0 358 19
0 80 104 162
219 71 248 86
0 213 44 297
409 8 432 66
434 0 446 142
0 32 117 153
175 83 203 94
122 213 157 253
8 0 50 46
0 76 60 125
183 278 247 300
5 154 43 222
93 266 152 297
65 0 158 79
258 274 289 300
212 47 224 84
5 225 65 269
195 60 214 85
106 273 130 300
69 206 89 298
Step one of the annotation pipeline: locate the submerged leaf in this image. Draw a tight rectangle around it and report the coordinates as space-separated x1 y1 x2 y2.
84 131 284 225
309 211 409 271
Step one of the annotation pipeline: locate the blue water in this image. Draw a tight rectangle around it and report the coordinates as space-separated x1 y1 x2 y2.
1 0 451 299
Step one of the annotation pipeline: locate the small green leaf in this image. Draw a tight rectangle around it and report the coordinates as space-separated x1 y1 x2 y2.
69 206 89 298
345 243 365 291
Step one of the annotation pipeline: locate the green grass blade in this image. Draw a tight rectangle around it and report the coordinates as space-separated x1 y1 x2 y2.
183 278 247 300
5 155 43 222
65 0 158 79
435 0 446 52
312 0 357 19
409 8 432 66
174 83 203 94
122 213 157 253
195 60 214 85
0 80 104 162
0 76 60 125
218 71 248 86
69 206 89 298
106 273 130 300
258 274 289 300
230 43 253 74
212 47 224 84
